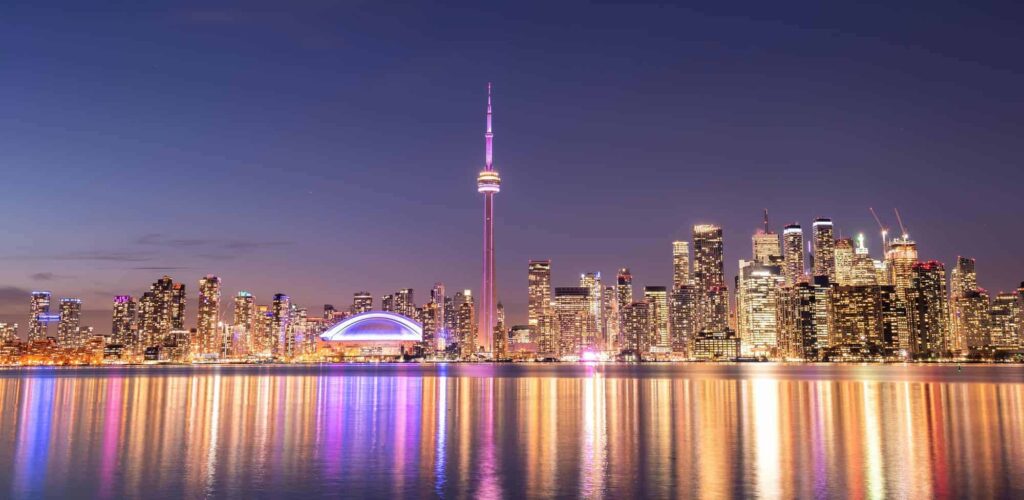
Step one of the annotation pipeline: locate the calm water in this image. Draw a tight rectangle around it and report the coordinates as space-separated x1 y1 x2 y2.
1 364 1022 499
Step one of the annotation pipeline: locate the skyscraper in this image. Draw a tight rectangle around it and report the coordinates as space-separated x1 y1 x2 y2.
778 282 817 360
476 83 502 355
57 298 82 348
579 272 603 350
887 235 918 299
455 290 476 359
752 211 781 265
111 295 136 347
672 241 690 291
616 268 633 337
811 218 835 280
693 224 726 332
990 293 1022 350
603 285 619 352
29 291 51 341
234 291 255 355
833 238 855 285
644 286 669 354
621 302 650 356
394 288 415 318
670 285 696 355
352 292 373 315
197 275 221 356
736 263 784 357
528 260 554 355
554 287 590 358
782 223 804 285
273 293 292 357
430 283 447 352
908 261 949 359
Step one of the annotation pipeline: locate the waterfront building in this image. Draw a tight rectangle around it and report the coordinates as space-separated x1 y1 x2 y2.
644 286 669 354
621 301 650 356
887 235 918 300
57 298 82 348
0 323 17 343
672 241 690 291
430 283 447 352
670 285 696 355
693 224 726 332
782 223 804 285
455 290 476 358
197 275 221 356
554 287 590 358
352 292 373 315
318 311 423 361
394 289 415 318
616 268 633 339
833 238 855 285
990 293 1022 350
233 291 255 355
778 282 817 360
603 285 619 352
879 285 911 356
273 293 292 357
828 285 882 352
956 289 991 353
692 329 739 361
908 261 950 359
579 272 603 350
528 260 554 356
736 262 784 357
811 218 835 280
29 291 52 341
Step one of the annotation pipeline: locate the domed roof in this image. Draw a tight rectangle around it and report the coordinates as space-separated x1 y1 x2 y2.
319 311 423 342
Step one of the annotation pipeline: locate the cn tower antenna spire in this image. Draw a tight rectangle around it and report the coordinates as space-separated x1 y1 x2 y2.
485 82 493 170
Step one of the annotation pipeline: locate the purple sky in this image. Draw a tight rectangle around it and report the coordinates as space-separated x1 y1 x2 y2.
2 2 1023 335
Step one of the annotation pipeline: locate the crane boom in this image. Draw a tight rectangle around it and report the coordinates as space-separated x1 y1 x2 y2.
894 208 908 238
869 207 889 255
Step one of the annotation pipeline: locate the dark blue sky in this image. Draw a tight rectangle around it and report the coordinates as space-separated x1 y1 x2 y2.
2 1 1023 330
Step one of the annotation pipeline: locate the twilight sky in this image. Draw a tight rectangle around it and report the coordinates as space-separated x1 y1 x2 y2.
2 1 1023 333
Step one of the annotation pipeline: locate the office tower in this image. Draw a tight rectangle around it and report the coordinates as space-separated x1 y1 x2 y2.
812 276 831 358
833 238 855 285
778 282 816 359
170 283 186 330
908 261 949 359
603 285 619 352
252 305 273 355
950 256 977 297
234 291 256 355
873 260 891 286
394 288 415 317
949 256 981 353
381 294 395 312
782 224 804 285
476 83 502 355
956 290 991 353
879 285 910 356
693 224 726 332
29 291 52 341
643 286 669 353
428 283 446 352
579 272 603 350
621 302 650 356
670 285 696 355
887 235 918 299
352 292 373 315
752 211 781 265
990 293 1022 349
849 235 877 286
616 268 634 334
56 298 82 348
272 293 292 357
811 218 835 280
494 302 507 359
737 262 784 357
197 275 221 356
420 301 439 356
455 290 476 359
528 260 554 355
828 285 882 349
0 323 17 343
554 287 589 358
672 241 690 291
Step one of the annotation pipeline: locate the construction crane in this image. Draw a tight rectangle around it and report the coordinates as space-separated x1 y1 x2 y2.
894 208 909 239
869 207 889 256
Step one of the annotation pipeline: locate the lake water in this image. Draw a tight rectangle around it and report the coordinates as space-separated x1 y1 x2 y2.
1 364 1022 498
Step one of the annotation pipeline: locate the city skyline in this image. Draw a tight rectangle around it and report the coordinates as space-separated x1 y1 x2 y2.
3 3 1024 332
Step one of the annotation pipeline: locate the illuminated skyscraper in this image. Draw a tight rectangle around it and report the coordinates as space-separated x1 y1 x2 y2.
849 235 877 286
811 218 835 280
672 241 690 291
57 298 83 348
778 282 817 359
494 302 508 359
643 286 669 353
579 272 603 350
554 287 589 358
828 285 882 350
670 285 696 355
602 285 619 351
782 223 804 285
887 235 918 299
455 290 476 358
170 282 186 330
833 238 855 285
0 323 17 343
430 283 447 352
394 288 415 318
990 293 1022 350
273 293 292 357
28 291 51 341
476 83 502 355
752 212 781 265
616 268 633 335
352 292 373 315
736 262 784 357
956 289 991 353
908 261 949 359
197 275 221 356
528 260 554 355
950 256 977 298
693 224 726 332
621 302 650 356
234 291 255 355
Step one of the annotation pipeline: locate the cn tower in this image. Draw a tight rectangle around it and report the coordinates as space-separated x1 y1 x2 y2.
476 82 501 355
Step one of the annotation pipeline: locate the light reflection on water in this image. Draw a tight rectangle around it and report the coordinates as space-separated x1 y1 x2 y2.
0 364 1022 498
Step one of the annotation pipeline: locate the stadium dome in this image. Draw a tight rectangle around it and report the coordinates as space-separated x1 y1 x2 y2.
319 311 423 342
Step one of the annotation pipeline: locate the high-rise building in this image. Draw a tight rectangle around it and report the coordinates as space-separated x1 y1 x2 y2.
672 241 690 291
616 268 633 338
736 262 784 357
778 282 817 360
352 292 373 315
394 288 415 318
782 224 804 285
197 275 221 356
752 215 781 266
272 293 292 357
887 236 918 300
234 291 255 355
528 260 554 355
430 283 447 353
950 256 978 298
381 294 395 312
643 286 669 353
833 238 855 285
949 256 981 353
494 302 508 359
990 293 1022 350
0 323 17 343
849 235 877 286
29 291 52 341
811 218 835 280
879 285 910 356
828 285 882 350
693 224 726 332
455 290 476 359
621 302 650 356
579 272 603 350
170 283 186 330
669 285 696 355
908 261 949 359
554 287 590 358
57 298 82 348
602 285 619 352
476 83 502 355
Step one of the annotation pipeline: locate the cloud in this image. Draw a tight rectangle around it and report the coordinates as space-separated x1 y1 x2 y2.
0 286 32 311
137 233 291 253
2 251 153 262
136 234 212 247
131 266 195 271
31 272 56 281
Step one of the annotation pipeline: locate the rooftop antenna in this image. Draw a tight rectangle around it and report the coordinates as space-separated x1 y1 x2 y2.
762 208 769 233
